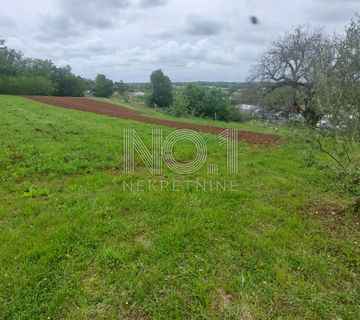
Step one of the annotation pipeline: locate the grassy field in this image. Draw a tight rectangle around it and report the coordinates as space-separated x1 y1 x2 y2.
0 95 359 319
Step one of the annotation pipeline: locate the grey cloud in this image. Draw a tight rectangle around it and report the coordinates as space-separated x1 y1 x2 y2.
184 15 223 36
116 40 241 66
144 30 174 39
37 16 83 41
139 0 168 8
35 36 112 61
306 1 360 23
38 0 130 41
62 0 130 28
0 14 16 29
235 31 267 45
54 39 244 77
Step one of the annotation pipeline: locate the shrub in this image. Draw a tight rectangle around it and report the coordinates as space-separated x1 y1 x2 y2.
226 105 253 122
169 84 248 122
168 91 190 117
0 75 55 95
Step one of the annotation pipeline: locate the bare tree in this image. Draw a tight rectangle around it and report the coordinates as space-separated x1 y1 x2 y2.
250 25 324 125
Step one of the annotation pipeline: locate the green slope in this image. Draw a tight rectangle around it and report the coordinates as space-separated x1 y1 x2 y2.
0 95 359 319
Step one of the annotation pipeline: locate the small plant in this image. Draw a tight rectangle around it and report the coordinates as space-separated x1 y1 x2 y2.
22 183 49 198
101 248 124 268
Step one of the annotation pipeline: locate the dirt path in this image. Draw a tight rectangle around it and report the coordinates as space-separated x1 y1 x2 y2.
25 96 280 146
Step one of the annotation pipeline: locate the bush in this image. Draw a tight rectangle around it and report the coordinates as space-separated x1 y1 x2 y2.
169 84 248 122
226 105 253 122
168 91 190 117
0 75 55 95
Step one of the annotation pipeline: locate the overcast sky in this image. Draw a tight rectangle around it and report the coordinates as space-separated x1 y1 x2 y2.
0 0 359 82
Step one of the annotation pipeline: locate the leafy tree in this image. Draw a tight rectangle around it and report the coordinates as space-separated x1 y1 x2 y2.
148 69 173 108
203 88 230 120
0 38 24 76
181 84 231 120
183 84 207 116
95 74 114 98
52 65 86 97
23 59 54 79
309 15 360 194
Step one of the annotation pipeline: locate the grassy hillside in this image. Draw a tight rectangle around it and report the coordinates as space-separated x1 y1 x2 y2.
0 95 359 319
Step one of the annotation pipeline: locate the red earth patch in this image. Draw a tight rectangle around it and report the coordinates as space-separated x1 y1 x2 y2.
25 96 281 147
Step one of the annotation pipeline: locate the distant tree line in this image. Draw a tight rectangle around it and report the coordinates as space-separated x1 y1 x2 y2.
0 38 128 98
0 38 90 96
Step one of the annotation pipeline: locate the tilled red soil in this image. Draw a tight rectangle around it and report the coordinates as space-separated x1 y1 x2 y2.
25 96 281 146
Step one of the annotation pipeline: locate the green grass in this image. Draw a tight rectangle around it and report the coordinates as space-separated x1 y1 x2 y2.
0 95 359 319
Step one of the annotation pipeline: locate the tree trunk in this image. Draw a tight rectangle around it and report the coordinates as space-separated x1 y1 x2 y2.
302 104 322 126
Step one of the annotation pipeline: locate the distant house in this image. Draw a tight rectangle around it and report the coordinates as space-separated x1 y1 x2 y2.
236 104 268 120
236 104 304 122
130 91 145 97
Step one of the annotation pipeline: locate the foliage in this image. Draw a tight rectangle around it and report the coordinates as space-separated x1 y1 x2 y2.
0 38 23 76
168 91 190 117
0 75 55 95
235 83 264 106
262 86 297 118
94 74 114 98
307 15 360 194
307 133 360 194
22 58 54 79
182 84 207 116
148 69 173 108
202 87 232 121
236 83 296 119
113 80 129 102
251 16 360 194
0 37 88 96
226 105 253 122
52 65 86 97
170 84 245 122
250 25 325 125
312 15 360 144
